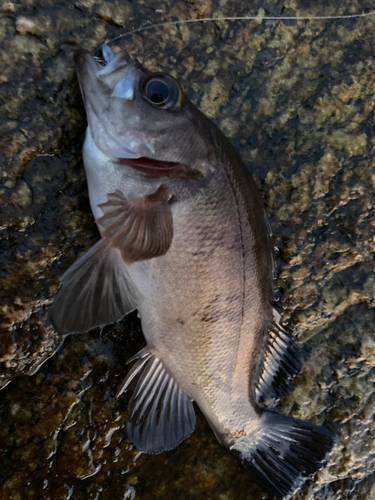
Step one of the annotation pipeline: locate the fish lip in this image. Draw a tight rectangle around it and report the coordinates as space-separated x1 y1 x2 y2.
75 49 139 160
114 157 204 181
74 49 100 92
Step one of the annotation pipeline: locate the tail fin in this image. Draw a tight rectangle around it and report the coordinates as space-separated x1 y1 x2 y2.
229 412 334 500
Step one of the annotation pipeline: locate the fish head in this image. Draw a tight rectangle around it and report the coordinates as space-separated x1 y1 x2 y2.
75 45 215 177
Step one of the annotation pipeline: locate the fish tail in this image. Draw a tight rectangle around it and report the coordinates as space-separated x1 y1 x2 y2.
229 412 334 500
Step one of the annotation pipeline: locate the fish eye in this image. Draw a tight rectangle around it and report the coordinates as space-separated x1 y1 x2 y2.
146 79 169 104
143 75 184 109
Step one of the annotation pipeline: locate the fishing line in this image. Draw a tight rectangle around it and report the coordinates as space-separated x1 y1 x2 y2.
102 10 375 47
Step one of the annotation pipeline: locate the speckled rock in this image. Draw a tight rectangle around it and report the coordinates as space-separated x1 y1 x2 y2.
0 1 374 499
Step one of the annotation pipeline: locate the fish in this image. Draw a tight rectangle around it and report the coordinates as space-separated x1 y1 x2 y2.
49 45 334 500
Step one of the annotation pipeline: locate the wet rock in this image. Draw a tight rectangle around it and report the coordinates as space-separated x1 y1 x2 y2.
94 1 131 28
2 2 16 13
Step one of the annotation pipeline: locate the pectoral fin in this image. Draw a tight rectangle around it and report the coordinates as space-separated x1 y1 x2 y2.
96 185 173 264
50 238 140 335
117 349 196 454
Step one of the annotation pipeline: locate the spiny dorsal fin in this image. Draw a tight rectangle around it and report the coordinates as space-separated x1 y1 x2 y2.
96 185 173 264
50 238 140 335
117 350 196 454
255 312 301 405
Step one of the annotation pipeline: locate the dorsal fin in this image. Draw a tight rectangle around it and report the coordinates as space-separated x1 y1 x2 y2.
96 185 173 264
117 350 196 454
255 312 301 405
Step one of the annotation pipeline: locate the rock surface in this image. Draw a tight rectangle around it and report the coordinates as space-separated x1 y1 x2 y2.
0 1 374 499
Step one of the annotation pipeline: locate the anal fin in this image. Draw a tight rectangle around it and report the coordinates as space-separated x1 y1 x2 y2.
255 312 302 405
118 350 196 454
50 238 140 335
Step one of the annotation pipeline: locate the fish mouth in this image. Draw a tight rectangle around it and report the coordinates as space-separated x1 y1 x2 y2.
114 157 203 181
75 47 139 160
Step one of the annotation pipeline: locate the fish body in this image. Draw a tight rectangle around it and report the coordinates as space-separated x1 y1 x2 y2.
50 46 333 500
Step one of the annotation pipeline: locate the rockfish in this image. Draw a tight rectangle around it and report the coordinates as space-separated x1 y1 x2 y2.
50 45 333 500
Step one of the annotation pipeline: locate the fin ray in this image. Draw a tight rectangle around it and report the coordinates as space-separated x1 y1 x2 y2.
230 413 334 500
116 353 152 397
96 185 173 264
255 315 302 405
50 239 140 335
119 351 196 454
